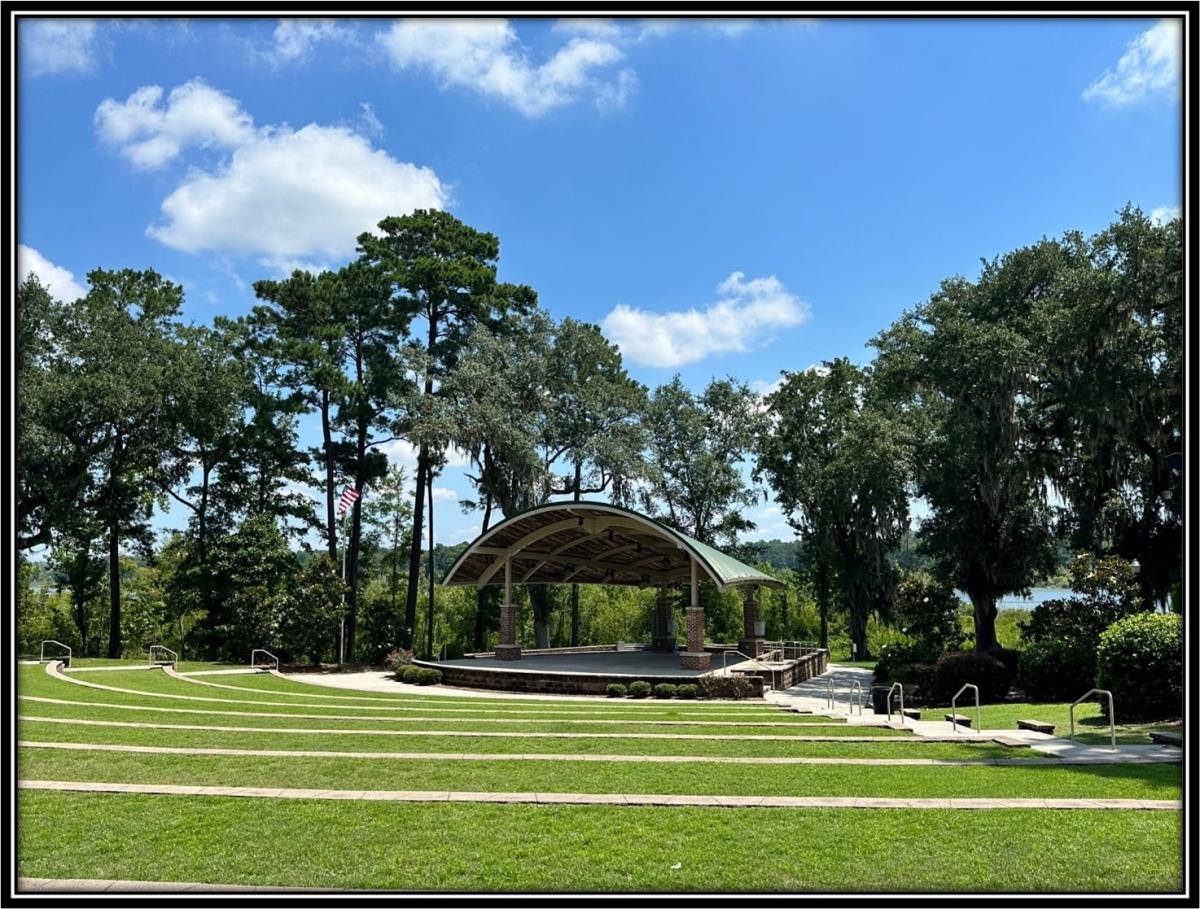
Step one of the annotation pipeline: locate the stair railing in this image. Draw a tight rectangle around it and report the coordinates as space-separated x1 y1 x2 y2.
250 649 279 671
950 683 981 734
886 682 905 724
40 640 72 668
1070 688 1117 752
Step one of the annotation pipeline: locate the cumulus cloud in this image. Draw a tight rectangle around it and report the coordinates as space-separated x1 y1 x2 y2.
95 79 254 169
1150 204 1180 225
96 79 446 269
377 19 635 116
262 18 347 66
1083 19 1182 106
21 19 99 75
602 272 811 368
18 245 87 301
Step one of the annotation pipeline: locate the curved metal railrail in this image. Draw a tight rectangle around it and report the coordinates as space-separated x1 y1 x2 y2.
250 649 279 671
823 676 835 710
721 649 779 692
40 640 72 668
886 682 905 724
149 644 178 667
1070 688 1117 752
950 683 981 734
847 679 863 715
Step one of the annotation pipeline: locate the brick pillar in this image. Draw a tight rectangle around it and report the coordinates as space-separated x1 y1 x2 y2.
679 607 710 670
738 585 763 657
651 587 676 653
495 604 521 661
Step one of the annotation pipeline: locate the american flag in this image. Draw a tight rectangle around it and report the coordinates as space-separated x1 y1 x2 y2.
337 487 361 516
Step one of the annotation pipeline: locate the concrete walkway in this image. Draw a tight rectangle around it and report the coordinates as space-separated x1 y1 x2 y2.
770 664 1182 765
19 780 1179 810
24 740 1136 766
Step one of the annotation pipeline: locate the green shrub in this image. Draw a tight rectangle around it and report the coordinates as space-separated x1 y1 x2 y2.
874 641 925 685
892 571 966 660
675 683 699 700
417 667 442 685
399 664 422 683
606 683 627 698
628 680 652 699
929 650 1011 704
652 683 677 699
1017 639 1094 701
697 675 754 700
1096 613 1182 722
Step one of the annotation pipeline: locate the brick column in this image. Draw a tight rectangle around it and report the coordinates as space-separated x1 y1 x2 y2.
738 585 763 657
679 607 710 670
651 587 676 653
495 605 521 661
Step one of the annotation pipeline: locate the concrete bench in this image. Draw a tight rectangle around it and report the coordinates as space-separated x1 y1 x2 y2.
1016 719 1055 735
944 713 972 728
1150 731 1182 747
901 708 922 720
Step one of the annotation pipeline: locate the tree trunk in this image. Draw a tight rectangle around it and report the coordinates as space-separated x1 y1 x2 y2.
815 557 831 651
426 475 435 658
321 391 337 563
346 496 362 661
969 589 1000 652
531 586 552 649
403 443 427 651
570 460 582 646
473 492 493 651
848 601 870 662
106 512 121 659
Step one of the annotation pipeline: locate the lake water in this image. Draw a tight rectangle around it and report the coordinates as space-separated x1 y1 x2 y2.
953 587 1074 611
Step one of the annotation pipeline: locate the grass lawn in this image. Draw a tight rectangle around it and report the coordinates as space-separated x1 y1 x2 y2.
17 747 1179 799
58 659 242 672
914 699 1181 745
17 719 1037 760
830 661 878 672
18 791 1182 891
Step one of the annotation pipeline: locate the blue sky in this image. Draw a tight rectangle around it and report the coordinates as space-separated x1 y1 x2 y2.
17 16 1183 546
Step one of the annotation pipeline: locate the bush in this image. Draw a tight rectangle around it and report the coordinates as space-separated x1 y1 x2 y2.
1016 639 1093 701
1096 613 1182 722
398 664 423 683
675 684 699 700
874 641 926 685
413 667 442 686
385 648 414 673
628 680 652 699
929 651 1012 704
892 571 966 660
653 683 678 699
606 683 627 698
697 675 754 700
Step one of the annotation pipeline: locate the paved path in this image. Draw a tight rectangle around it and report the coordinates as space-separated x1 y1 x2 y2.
19 780 1179 810
26 739 1147 766
18 877 337 893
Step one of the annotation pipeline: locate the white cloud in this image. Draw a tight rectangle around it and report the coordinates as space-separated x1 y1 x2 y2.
431 487 458 502
21 19 98 75
602 272 811 368
381 440 471 476
357 101 384 139
1150 204 1180 225
18 245 87 301
96 80 446 268
262 18 347 66
377 19 633 116
1083 19 1181 106
741 502 794 542
95 79 255 169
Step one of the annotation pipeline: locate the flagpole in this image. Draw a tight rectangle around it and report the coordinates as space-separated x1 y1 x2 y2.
340 507 349 664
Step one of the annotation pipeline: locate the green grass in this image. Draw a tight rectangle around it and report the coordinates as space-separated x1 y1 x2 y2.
16 720 1035 760
19 700 910 737
62 659 241 672
830 660 877 672
18 791 1183 891
916 700 1182 745
17 747 1180 799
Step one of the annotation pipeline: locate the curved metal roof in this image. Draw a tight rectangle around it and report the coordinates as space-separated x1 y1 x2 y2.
442 501 783 590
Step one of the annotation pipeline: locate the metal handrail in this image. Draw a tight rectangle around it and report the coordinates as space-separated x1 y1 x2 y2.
722 648 780 692
847 679 863 715
40 640 72 668
250 649 279 671
951 683 981 734
886 682 905 724
1070 688 1117 752
149 644 178 667
823 676 835 710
